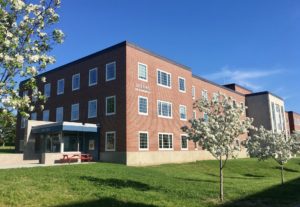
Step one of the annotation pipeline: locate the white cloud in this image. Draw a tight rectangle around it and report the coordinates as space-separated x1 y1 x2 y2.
204 66 283 91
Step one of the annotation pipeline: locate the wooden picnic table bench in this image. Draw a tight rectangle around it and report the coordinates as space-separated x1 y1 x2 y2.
60 154 80 164
80 154 93 162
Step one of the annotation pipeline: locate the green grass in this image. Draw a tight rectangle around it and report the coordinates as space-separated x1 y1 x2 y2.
0 158 300 207
0 146 15 154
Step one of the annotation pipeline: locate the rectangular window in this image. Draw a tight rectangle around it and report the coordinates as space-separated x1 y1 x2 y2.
193 110 196 119
271 102 277 132
106 96 116 115
88 99 97 118
158 133 173 149
157 100 172 118
204 113 208 122
181 135 188 150
106 62 116 81
31 112 37 120
157 69 171 88
139 132 148 150
201 90 208 100
213 93 219 102
23 90 28 97
32 88 38 102
178 77 186 92
192 86 195 99
21 117 27 128
179 105 187 120
43 110 49 121
281 106 285 131
57 79 64 95
105 131 116 151
44 83 51 98
56 107 63 122
138 96 148 115
72 73 80 91
71 103 79 121
138 63 148 81
89 68 98 86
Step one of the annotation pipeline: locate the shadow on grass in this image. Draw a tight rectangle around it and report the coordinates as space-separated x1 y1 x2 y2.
273 166 299 173
54 197 158 207
81 176 151 191
206 173 265 180
175 177 217 183
221 177 300 207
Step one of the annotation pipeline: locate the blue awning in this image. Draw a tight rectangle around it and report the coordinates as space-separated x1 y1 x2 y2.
31 122 98 134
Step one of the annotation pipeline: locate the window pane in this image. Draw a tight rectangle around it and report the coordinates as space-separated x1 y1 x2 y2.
106 62 116 81
139 133 148 149
180 106 186 120
106 133 115 150
181 136 188 149
138 64 147 80
43 110 49 121
88 100 97 118
56 107 63 122
179 78 185 91
72 74 80 90
71 104 79 120
89 69 97 85
57 79 64 94
157 70 170 87
139 97 148 114
106 97 115 114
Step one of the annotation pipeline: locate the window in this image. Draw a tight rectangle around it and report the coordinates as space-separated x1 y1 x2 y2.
213 93 219 102
106 96 116 115
106 62 116 81
88 99 97 118
56 107 63 122
139 132 148 150
31 113 37 120
181 135 188 150
157 69 171 88
203 113 208 122
89 68 98 86
57 79 64 95
178 77 186 92
193 110 196 119
32 88 38 102
21 117 26 128
271 102 277 132
158 133 173 149
71 103 79 121
138 96 148 115
192 86 195 99
138 63 148 81
233 100 237 108
281 106 285 131
72 73 80 91
105 131 116 151
43 110 49 121
22 90 28 97
157 100 172 118
44 83 51 98
179 105 187 120
201 90 208 100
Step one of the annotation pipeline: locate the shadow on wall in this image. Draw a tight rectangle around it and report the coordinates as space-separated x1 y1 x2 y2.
54 197 158 207
221 177 300 207
80 176 152 191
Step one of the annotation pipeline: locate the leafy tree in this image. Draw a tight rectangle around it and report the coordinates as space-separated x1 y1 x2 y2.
182 94 253 202
0 110 16 146
246 126 300 185
0 0 64 117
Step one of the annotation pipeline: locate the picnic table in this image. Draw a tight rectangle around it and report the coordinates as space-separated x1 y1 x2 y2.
80 154 93 162
60 154 80 164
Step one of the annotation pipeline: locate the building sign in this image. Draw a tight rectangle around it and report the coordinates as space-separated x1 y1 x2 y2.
135 83 150 93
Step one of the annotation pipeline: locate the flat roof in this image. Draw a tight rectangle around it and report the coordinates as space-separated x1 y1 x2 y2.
192 74 245 96
32 122 98 134
223 83 253 93
245 91 283 101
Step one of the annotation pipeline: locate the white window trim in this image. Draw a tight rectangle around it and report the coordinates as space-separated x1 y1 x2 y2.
88 99 97 118
105 131 116 151
201 89 208 100
179 105 187 121
44 83 51 98
158 132 173 150
56 107 64 122
72 73 80 91
157 100 173 119
192 86 195 99
106 61 116 81
138 62 148 82
178 76 186 93
71 103 80 121
43 110 50 121
138 96 148 116
57 79 64 95
138 131 149 151
181 134 189 150
193 110 197 119
157 69 172 89
89 68 98 86
106 96 116 116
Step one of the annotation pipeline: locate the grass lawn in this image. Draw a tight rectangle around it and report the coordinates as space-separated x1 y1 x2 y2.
0 158 300 207
0 146 15 154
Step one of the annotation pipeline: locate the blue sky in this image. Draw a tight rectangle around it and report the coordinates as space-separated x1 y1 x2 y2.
49 0 300 112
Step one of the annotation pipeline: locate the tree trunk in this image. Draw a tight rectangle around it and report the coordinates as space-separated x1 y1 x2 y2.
220 157 224 202
281 164 284 185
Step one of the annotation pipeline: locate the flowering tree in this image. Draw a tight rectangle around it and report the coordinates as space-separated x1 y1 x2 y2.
246 127 300 185
0 0 64 117
182 94 253 202
0 110 16 146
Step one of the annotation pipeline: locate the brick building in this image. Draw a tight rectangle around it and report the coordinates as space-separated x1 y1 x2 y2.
16 41 251 165
286 111 300 134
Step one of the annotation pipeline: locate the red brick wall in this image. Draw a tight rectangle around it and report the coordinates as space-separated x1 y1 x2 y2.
288 111 300 133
